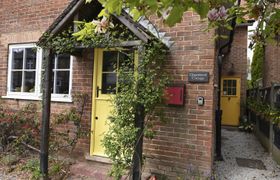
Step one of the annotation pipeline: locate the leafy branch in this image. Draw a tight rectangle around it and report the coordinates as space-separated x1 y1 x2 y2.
102 40 168 179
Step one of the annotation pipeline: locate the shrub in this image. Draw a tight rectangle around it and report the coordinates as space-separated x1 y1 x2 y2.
0 93 90 179
0 103 40 153
251 43 264 87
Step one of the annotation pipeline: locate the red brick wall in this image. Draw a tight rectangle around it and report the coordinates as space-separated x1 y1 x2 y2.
0 0 92 153
0 0 70 95
0 1 217 179
0 0 70 33
222 26 248 111
264 44 280 87
144 12 216 178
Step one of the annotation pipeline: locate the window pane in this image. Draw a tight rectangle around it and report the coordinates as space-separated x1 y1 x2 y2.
23 71 36 92
232 88 236 95
55 71 70 94
52 58 55 69
51 72 54 94
102 73 116 94
233 80 237 88
223 80 227 94
228 80 232 88
228 88 232 95
12 48 24 69
103 51 117 72
57 54 70 69
119 51 134 71
25 48 37 69
223 80 227 87
11 71 22 92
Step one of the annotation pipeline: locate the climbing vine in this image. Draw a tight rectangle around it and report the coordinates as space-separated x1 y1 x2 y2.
102 41 168 179
38 17 138 54
38 17 168 179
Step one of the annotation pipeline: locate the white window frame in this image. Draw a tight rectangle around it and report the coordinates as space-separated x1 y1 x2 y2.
5 43 42 100
3 43 73 102
48 54 73 102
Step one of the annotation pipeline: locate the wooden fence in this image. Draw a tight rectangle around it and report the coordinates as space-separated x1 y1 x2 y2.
247 83 280 164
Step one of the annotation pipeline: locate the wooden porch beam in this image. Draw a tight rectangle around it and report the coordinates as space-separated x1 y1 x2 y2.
74 40 143 49
113 14 150 43
51 0 84 35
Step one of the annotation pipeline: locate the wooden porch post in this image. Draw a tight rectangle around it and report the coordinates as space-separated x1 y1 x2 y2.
40 49 54 179
133 104 145 180
133 46 145 180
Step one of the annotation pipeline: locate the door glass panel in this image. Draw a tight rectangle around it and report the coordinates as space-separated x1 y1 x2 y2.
101 50 134 95
223 80 227 87
233 80 236 87
223 79 237 96
102 73 117 94
228 88 232 95
103 51 117 72
119 51 134 71
228 80 232 87
232 88 236 95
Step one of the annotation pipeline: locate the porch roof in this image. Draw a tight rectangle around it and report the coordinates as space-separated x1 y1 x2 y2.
38 0 174 48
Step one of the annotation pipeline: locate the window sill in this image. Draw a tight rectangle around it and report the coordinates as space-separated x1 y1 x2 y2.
2 95 73 103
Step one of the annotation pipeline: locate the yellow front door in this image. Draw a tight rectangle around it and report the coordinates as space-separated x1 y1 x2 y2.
221 77 241 126
90 49 135 157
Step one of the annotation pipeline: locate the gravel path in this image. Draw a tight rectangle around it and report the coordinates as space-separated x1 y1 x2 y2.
214 129 280 180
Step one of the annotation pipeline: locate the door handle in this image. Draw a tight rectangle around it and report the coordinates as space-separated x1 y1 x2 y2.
96 86 102 97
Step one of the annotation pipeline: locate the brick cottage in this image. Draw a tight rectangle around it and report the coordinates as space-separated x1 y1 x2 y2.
0 0 249 178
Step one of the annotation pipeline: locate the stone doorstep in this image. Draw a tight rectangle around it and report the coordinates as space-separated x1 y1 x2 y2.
69 160 113 180
222 126 239 131
85 154 112 164
68 154 153 180
68 153 111 179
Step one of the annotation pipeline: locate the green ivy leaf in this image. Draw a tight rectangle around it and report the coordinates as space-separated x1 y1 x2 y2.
130 8 141 21
192 2 209 18
165 5 185 26
106 0 123 15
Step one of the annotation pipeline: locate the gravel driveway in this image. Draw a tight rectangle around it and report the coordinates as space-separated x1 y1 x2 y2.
214 128 280 180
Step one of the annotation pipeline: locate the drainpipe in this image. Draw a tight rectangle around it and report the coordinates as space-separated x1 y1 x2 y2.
215 0 241 160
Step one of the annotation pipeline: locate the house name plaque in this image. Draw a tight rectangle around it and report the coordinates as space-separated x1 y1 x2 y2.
188 72 209 83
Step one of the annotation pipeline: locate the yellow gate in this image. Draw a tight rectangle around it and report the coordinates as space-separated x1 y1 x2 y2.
221 77 241 126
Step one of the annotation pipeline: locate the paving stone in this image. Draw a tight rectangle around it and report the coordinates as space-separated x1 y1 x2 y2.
236 157 266 170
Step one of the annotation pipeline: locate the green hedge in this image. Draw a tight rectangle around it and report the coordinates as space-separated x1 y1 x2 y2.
251 43 264 87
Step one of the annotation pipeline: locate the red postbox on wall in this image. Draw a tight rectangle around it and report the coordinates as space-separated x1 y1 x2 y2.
165 84 185 106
